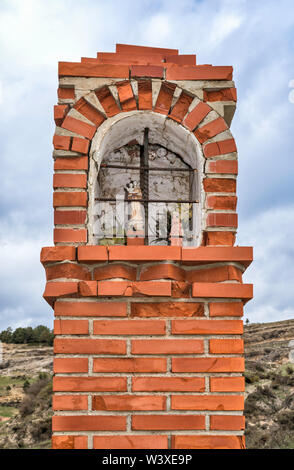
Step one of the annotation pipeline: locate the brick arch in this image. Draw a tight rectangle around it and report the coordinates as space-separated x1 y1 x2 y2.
53 78 238 247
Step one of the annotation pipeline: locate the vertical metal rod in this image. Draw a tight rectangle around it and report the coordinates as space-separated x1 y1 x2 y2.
140 128 149 244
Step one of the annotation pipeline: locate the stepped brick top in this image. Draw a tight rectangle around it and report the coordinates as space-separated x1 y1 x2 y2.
59 43 233 80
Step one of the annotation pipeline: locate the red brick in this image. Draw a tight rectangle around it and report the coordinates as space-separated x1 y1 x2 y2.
194 117 228 143
53 191 87 207
116 80 137 111
54 301 127 317
207 213 238 228
207 159 238 174
93 395 166 411
61 115 96 139
210 338 244 354
95 86 120 117
74 97 105 126
94 264 136 281
206 195 237 210
45 261 90 281
116 44 178 56
43 281 78 300
172 357 244 373
53 228 87 243
203 177 236 193
77 245 108 262
171 435 245 449
71 137 90 154
132 415 205 431
204 88 237 102
57 87 75 100
169 91 194 123
171 395 244 410
40 246 76 264
139 264 185 281
132 377 205 392
210 376 245 392
53 376 126 392
93 435 167 449
183 102 211 131
181 246 252 266
204 231 236 246
93 358 166 373
52 435 87 450
93 320 165 335
54 338 126 355
53 357 88 373
53 134 71 150
54 319 89 335
54 156 88 171
54 104 69 126
108 245 181 261
186 265 241 283
52 415 126 432
204 138 237 158
172 319 243 335
54 210 87 225
131 339 203 354
192 282 253 300
210 302 243 317
154 82 176 115
53 173 87 189
59 62 129 78
171 281 191 298
166 54 196 65
166 66 233 81
131 65 164 78
98 281 171 297
131 302 204 317
79 281 98 296
138 80 152 110
210 415 245 430
53 395 88 411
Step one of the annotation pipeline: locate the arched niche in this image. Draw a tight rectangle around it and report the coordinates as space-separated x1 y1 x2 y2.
87 110 206 246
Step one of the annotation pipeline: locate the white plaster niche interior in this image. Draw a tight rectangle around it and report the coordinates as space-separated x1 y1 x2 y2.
88 111 205 246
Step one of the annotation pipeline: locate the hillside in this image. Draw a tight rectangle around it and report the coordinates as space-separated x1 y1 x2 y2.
0 319 293 449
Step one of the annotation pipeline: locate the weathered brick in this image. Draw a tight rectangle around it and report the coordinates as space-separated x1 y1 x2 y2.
97 281 171 297
210 376 245 392
138 80 152 110
54 301 127 317
192 282 253 300
132 377 205 392
54 338 126 355
93 320 165 335
45 263 91 281
54 210 87 225
94 264 136 281
52 435 87 449
53 191 87 207
116 81 137 111
93 358 166 373
52 415 126 431
53 134 71 150
171 435 245 449
92 395 166 411
209 338 244 354
131 302 204 317
203 138 237 158
171 395 244 410
203 177 236 193
169 91 194 122
209 302 243 317
154 82 176 115
53 376 127 392
61 115 96 139
131 339 204 354
210 415 245 430
53 395 88 411
54 156 88 171
139 264 185 281
93 435 167 449
171 319 243 335
54 319 89 335
53 358 88 373
95 86 120 117
206 213 238 228
194 117 228 144
71 137 90 154
40 246 76 264
74 97 105 126
53 228 87 243
183 102 211 131
172 357 244 373
132 415 205 430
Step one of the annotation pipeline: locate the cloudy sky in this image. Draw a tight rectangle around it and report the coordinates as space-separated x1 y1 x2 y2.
1 0 294 331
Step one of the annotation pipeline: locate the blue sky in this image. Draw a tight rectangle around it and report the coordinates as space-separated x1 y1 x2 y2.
0 0 294 330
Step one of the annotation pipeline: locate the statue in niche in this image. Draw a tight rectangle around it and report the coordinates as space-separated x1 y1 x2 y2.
125 180 144 233
169 211 183 246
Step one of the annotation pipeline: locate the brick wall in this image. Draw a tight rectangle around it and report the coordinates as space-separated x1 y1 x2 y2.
42 44 253 449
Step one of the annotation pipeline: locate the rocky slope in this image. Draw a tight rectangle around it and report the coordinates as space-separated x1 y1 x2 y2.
0 319 293 449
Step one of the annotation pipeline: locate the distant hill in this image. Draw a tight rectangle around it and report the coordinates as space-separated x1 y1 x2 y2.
0 319 293 449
